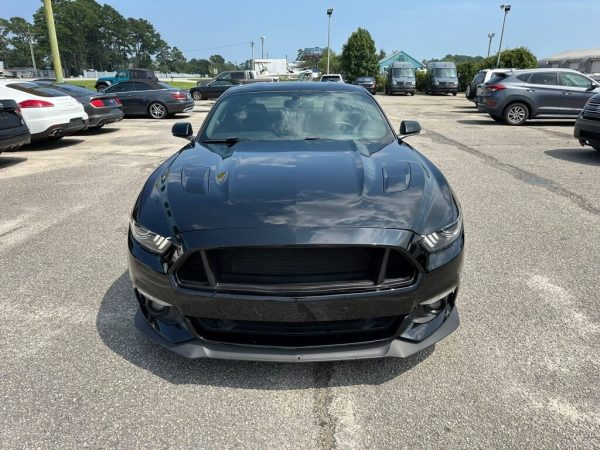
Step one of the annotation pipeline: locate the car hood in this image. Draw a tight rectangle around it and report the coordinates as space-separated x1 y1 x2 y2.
136 140 457 236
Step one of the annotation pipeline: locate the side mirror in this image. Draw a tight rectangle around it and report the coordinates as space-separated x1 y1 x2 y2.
587 83 599 91
399 120 421 137
172 122 194 140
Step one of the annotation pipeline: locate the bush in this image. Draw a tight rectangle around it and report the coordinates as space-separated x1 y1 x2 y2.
376 74 386 92
416 71 427 92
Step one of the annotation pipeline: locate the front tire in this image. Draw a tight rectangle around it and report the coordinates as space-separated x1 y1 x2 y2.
148 102 167 119
503 102 529 126
96 84 108 93
192 91 202 101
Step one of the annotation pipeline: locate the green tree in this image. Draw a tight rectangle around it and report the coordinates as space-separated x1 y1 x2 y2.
340 28 379 81
0 17 40 68
377 49 386 61
318 48 341 74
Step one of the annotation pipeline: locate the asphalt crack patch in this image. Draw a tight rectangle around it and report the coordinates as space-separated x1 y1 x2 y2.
313 363 336 450
423 129 600 216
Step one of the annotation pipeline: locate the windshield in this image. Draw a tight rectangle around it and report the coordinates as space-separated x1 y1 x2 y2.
434 68 457 78
202 91 394 147
392 68 414 77
321 75 341 82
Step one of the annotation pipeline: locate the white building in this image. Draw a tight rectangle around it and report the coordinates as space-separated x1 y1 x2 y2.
538 48 600 75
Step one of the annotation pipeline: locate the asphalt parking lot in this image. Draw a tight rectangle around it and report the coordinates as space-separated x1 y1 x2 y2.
1 94 598 449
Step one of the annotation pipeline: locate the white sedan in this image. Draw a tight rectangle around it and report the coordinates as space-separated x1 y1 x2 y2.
0 80 88 141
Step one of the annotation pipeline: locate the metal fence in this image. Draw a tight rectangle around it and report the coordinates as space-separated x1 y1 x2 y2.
81 70 200 79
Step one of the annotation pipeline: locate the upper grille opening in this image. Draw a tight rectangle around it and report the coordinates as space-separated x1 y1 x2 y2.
175 246 417 294
211 247 380 285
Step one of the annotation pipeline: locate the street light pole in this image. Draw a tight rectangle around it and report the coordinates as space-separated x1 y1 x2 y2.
260 36 265 59
326 8 334 75
496 4 511 68
251 41 255 71
487 32 495 59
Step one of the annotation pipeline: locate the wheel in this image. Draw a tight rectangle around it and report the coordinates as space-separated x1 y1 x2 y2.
372 90 376 95
410 91 415 96
385 86 390 95
192 91 202 101
503 102 529 125
452 92 457 96
96 84 108 93
465 85 471 98
148 102 167 119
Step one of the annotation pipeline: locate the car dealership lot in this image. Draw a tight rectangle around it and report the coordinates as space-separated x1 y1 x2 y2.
1 95 598 448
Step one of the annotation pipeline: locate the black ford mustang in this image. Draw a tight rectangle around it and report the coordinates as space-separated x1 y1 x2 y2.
128 82 464 362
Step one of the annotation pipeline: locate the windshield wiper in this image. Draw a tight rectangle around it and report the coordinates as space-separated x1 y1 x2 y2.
304 137 334 141
201 137 250 146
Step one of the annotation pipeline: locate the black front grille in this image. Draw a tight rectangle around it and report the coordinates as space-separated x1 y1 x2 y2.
190 315 403 346
213 247 376 284
175 246 417 294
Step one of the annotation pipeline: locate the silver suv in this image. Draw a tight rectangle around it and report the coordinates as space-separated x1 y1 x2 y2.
477 68 600 125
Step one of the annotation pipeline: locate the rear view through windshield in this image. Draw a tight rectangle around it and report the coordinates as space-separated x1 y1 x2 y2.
434 68 457 78
392 68 414 77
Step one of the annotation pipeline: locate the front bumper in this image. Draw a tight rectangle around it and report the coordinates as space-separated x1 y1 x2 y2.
574 116 600 147
430 86 458 94
390 86 415 94
128 227 464 361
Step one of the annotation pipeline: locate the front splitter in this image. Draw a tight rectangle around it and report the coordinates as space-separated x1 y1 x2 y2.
134 307 459 362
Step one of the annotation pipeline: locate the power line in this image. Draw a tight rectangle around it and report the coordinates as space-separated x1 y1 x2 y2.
183 41 251 53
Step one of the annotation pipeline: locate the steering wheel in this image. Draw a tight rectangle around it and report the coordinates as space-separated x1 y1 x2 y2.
335 121 354 132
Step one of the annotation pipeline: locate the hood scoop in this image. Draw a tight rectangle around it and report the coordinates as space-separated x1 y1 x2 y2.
382 161 411 193
181 166 211 194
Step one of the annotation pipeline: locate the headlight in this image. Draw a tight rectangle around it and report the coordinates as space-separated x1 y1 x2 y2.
433 80 439 86
419 215 462 252
409 81 415 85
392 80 397 86
453 81 459 86
130 219 172 254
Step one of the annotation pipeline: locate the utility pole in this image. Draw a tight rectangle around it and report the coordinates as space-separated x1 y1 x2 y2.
487 33 495 58
251 41 255 71
326 8 334 75
28 30 37 76
496 4 511 68
43 0 64 82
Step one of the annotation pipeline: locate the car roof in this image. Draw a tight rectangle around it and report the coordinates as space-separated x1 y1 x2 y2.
224 81 364 95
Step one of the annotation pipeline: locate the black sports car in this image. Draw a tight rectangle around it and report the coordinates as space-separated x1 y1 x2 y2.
128 82 464 362
35 82 123 129
190 79 240 100
105 81 193 119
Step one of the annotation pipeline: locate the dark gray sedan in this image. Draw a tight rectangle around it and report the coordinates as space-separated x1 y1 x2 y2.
105 81 194 119
35 82 123 129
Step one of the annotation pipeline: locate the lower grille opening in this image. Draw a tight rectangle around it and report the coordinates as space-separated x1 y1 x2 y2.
189 316 403 347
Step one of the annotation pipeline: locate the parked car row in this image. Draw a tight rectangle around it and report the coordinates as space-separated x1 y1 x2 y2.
0 77 194 152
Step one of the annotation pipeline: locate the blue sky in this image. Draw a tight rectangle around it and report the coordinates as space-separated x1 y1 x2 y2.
3 0 598 63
